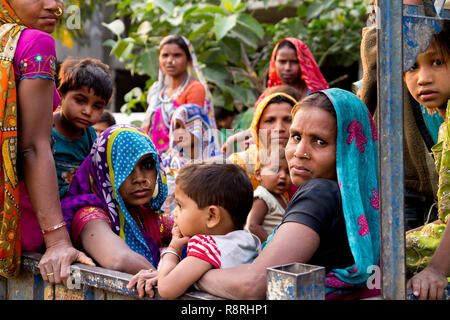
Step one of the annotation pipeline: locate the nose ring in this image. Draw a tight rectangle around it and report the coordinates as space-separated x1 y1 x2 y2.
303 152 309 158
54 7 63 17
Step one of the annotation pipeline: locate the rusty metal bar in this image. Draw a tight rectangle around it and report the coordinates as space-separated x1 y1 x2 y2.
377 0 405 300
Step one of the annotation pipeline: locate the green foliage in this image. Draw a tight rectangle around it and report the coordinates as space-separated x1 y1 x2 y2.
101 0 367 114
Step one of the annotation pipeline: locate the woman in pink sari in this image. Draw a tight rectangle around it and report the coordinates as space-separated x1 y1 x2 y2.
141 35 216 153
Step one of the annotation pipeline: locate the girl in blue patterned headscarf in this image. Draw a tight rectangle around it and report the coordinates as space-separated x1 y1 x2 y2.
161 104 222 213
62 124 173 270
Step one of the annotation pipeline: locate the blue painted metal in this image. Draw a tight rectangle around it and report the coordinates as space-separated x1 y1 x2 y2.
266 263 325 300
403 4 448 72
377 0 406 300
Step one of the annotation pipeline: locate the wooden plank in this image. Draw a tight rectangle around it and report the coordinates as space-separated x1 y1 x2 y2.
6 270 34 300
19 252 222 300
33 274 54 300
0 276 6 300
83 287 105 300
105 291 138 300
54 284 85 300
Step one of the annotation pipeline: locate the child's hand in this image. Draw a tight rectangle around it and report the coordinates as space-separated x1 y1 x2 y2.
127 269 159 298
407 265 448 300
169 223 190 253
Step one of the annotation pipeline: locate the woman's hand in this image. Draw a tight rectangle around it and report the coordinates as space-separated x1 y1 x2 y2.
127 269 159 298
38 238 95 285
407 265 448 300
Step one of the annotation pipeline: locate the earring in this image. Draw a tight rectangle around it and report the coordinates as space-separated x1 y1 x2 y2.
152 182 159 198
54 7 63 17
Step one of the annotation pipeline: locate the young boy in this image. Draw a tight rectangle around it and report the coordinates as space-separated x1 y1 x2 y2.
93 109 116 135
127 163 260 299
52 57 113 198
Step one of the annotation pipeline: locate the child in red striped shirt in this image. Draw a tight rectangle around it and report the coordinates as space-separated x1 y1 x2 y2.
129 163 260 299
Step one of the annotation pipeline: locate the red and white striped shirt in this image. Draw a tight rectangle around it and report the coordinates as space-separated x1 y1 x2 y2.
186 230 260 269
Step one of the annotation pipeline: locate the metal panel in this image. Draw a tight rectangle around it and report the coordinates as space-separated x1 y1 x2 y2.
266 263 325 300
377 0 406 300
403 4 446 72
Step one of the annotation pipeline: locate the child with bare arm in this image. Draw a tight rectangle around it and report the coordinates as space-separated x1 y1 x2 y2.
127 163 260 299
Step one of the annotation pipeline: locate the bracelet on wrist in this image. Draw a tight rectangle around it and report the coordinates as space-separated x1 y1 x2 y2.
160 247 181 261
41 221 66 235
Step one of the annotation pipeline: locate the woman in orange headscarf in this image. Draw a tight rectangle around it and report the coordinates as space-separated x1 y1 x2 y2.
0 0 93 281
225 38 329 154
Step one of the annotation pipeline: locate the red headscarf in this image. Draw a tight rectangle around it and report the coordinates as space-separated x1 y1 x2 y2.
267 37 329 91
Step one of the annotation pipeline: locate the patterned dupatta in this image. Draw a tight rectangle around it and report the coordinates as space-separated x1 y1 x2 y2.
162 103 221 171
267 37 329 91
142 36 216 152
61 125 168 266
0 0 26 278
322 88 380 298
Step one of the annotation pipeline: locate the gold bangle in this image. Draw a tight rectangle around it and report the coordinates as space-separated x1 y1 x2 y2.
160 248 181 261
41 221 66 235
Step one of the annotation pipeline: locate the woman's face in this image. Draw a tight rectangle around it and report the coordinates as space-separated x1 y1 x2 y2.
173 119 195 150
119 154 157 209
275 46 302 85
258 102 292 148
159 43 190 79
9 0 64 34
285 105 337 186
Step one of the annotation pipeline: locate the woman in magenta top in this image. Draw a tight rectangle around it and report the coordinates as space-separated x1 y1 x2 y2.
0 0 93 282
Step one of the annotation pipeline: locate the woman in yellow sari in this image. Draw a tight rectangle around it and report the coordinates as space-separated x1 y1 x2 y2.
228 92 297 196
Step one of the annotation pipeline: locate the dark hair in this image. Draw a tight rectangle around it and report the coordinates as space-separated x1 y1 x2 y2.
214 107 236 120
160 35 191 61
292 92 336 118
58 57 113 102
264 85 302 102
98 110 116 126
275 40 297 59
176 163 253 230
430 21 450 63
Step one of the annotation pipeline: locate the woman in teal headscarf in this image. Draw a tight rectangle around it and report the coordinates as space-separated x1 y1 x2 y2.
61 124 173 274
196 88 381 300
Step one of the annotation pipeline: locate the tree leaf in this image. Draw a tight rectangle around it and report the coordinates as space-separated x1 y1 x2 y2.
111 39 130 58
153 0 174 14
306 2 324 19
214 14 238 40
237 14 264 39
189 20 214 41
230 24 258 48
140 48 159 78
202 63 231 89
190 5 226 16
102 19 125 37
219 37 242 65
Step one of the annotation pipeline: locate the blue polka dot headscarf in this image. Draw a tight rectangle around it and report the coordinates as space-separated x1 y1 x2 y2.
61 124 167 265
